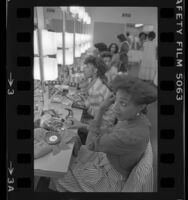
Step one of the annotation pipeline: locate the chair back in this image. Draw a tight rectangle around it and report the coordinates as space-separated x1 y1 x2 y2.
122 141 154 192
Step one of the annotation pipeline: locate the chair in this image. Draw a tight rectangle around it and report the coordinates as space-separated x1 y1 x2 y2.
122 141 154 192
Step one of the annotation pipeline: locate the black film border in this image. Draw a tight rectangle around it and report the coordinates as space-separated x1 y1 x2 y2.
6 0 185 200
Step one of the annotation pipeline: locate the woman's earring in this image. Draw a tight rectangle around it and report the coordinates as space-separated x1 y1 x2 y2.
136 112 140 116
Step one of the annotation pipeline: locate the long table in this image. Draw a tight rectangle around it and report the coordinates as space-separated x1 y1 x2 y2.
34 88 83 190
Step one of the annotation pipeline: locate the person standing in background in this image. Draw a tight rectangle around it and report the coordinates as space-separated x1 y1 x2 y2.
126 32 134 49
94 43 108 56
126 32 131 45
117 34 130 73
101 51 118 83
138 31 157 82
108 43 120 69
137 32 147 50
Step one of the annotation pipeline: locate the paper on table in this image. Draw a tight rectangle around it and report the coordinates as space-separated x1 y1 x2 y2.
34 143 74 174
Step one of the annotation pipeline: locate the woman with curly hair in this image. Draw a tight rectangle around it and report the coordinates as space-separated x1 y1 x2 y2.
79 55 111 117
138 31 157 82
138 32 147 50
108 43 120 68
94 43 108 56
50 75 157 192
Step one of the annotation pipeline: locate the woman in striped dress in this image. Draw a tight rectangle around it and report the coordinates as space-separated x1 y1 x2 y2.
76 56 117 145
50 75 157 192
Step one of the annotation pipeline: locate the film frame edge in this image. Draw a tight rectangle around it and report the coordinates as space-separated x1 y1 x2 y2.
6 0 185 199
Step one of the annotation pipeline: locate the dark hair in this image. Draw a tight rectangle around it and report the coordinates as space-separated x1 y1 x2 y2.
117 34 127 42
108 43 119 54
100 51 112 59
139 32 147 39
148 31 156 40
84 55 108 78
94 43 108 53
126 32 130 37
110 75 157 105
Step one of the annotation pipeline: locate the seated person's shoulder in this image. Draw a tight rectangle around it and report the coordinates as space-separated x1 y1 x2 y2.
111 66 118 73
115 123 150 145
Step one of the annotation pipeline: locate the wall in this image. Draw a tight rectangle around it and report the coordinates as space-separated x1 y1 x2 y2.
87 7 158 45
88 7 157 29
93 22 125 46
43 7 62 24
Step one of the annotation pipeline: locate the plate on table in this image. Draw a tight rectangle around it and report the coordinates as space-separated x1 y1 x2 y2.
44 131 61 145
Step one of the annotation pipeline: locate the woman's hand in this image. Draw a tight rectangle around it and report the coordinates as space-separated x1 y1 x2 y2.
40 113 52 128
78 93 87 102
100 95 116 112
64 118 88 129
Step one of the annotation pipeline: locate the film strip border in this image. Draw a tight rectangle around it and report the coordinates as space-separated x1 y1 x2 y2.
6 0 184 199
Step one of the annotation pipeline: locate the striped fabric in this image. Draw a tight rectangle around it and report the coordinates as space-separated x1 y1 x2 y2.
50 142 153 192
105 66 118 83
111 53 120 68
79 79 89 92
101 104 117 128
51 150 127 192
50 114 153 192
87 78 111 117
122 141 154 192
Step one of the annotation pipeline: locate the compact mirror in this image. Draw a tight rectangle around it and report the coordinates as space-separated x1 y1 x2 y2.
45 132 61 145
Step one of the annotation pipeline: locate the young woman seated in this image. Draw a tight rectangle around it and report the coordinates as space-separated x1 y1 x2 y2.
94 42 108 56
108 43 120 69
101 51 118 83
50 75 157 192
79 55 111 118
